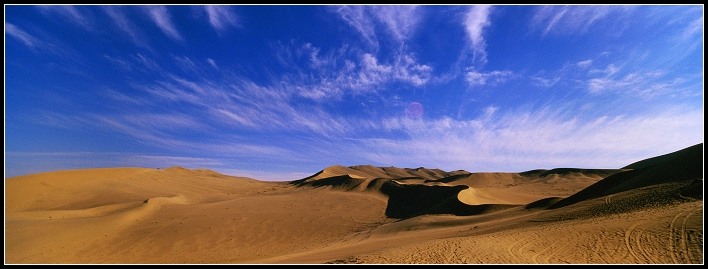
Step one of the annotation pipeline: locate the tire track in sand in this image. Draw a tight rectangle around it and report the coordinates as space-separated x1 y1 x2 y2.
625 222 650 263
682 208 702 263
506 233 549 264
517 241 534 263
541 240 573 264
589 233 606 263
506 239 524 262
530 242 554 264
670 207 702 264
668 210 684 264
531 240 561 264
634 227 659 264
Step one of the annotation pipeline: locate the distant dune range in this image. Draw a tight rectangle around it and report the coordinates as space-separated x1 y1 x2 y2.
5 144 703 264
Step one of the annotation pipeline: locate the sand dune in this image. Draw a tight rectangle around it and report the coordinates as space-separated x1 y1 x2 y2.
4 144 703 264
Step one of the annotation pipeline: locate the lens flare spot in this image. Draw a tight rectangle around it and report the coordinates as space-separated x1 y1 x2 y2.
406 102 424 118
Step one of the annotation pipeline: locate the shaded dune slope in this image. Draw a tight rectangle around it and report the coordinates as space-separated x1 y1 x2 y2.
291 165 493 218
549 143 703 209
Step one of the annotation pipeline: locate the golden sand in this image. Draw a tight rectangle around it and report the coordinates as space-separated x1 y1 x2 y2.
5 144 703 264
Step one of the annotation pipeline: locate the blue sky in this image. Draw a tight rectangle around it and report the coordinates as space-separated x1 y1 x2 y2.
4 5 704 181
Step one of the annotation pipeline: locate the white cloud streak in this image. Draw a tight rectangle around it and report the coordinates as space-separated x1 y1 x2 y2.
531 5 635 37
576 59 593 68
145 5 183 41
5 23 41 48
463 5 492 65
36 5 92 30
332 5 422 49
5 22 85 64
370 5 421 43
331 5 377 47
207 58 218 69
681 16 703 41
102 6 146 47
531 75 561 88
466 69 513 87
204 5 239 34
586 70 686 99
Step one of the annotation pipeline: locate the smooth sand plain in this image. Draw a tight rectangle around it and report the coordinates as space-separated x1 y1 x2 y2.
5 144 703 264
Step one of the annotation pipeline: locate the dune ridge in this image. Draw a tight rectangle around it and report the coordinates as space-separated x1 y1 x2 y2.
5 144 703 264
549 143 703 209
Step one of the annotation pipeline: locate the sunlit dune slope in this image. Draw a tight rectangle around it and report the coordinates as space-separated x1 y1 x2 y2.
5 166 391 264
5 167 264 214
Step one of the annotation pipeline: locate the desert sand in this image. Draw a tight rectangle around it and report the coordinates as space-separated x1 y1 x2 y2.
4 143 703 264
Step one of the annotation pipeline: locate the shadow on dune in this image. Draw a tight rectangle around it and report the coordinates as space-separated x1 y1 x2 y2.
524 197 564 210
291 175 516 219
548 143 703 209
377 181 516 218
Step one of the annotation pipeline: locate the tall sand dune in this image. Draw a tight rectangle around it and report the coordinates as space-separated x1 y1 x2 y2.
5 144 703 264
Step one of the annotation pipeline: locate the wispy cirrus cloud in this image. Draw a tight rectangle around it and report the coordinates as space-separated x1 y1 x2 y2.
530 73 561 88
681 15 703 41
5 21 85 66
207 58 219 69
5 22 41 48
133 53 164 74
528 51 701 101
586 70 687 99
331 5 423 50
103 54 133 71
96 52 359 138
370 5 421 43
102 6 147 47
589 63 620 76
277 42 431 100
144 5 182 41
466 69 513 87
463 5 492 65
331 5 378 48
531 5 635 37
203 5 240 35
36 5 92 30
576 59 593 69
89 114 203 149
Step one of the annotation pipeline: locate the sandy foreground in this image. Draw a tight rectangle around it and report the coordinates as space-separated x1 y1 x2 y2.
4 144 703 264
